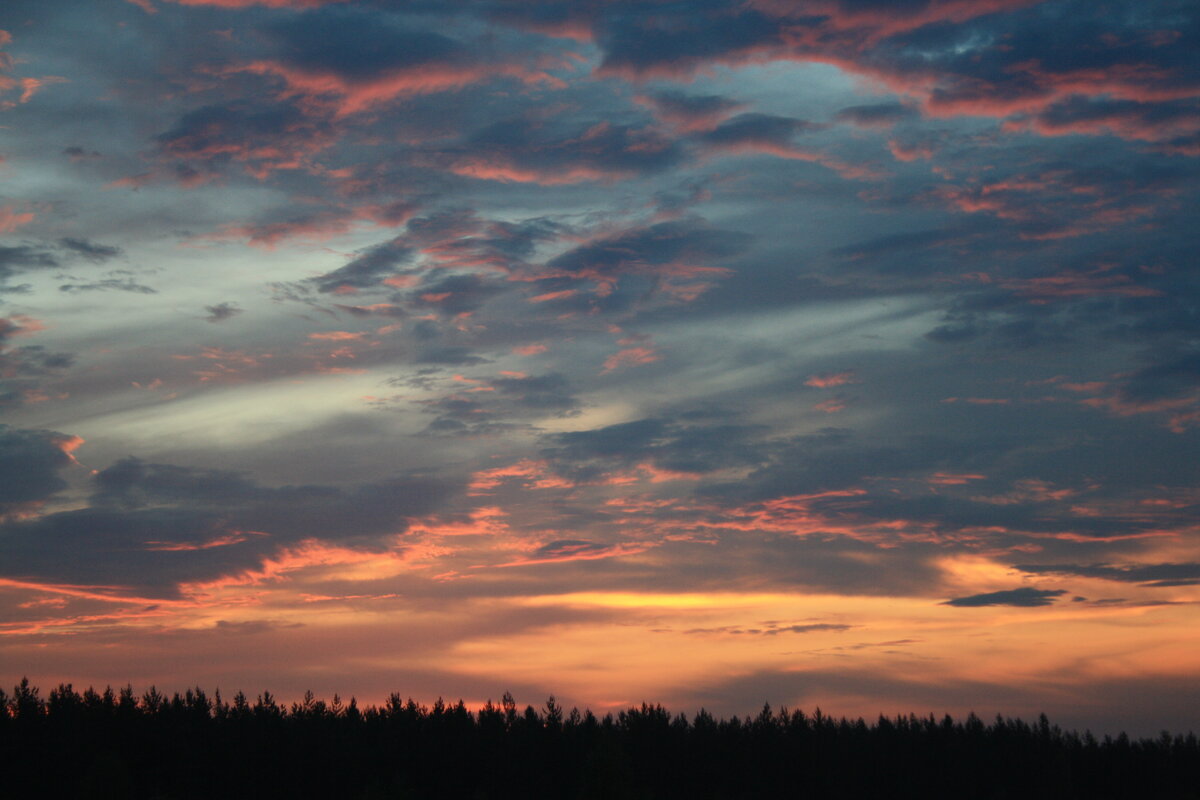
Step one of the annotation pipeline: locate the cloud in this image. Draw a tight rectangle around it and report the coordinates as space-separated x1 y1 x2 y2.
62 146 102 161
204 302 242 322
546 218 749 279
543 417 769 481
0 206 35 234
0 425 81 520
0 456 461 596
59 278 156 294
835 102 918 128
943 588 1068 607
310 238 414 293
444 118 684 185
154 101 336 183
0 315 75 407
1015 562 1200 588
58 237 122 263
0 245 57 283
635 90 746 132
494 538 652 567
228 8 559 117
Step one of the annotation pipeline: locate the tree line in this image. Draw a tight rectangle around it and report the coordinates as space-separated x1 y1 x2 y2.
2 677 1197 799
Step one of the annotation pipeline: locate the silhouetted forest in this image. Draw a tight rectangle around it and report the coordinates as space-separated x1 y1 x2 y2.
2 678 1197 799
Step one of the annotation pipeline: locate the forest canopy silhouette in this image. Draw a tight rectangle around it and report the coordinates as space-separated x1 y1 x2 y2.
3 678 1197 799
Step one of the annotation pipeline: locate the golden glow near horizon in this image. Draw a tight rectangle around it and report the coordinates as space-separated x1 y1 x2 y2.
3 542 1197 733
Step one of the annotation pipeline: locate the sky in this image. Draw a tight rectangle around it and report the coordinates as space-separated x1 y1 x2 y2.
1 0 1198 736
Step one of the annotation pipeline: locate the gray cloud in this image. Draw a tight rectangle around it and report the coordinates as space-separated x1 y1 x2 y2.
58 237 122 263
943 589 1068 608
1015 563 1200 588
0 426 77 520
204 302 242 323
0 456 462 596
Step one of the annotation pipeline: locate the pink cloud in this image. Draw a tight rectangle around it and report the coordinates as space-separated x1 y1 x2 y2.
0 205 34 233
529 289 578 303
888 139 935 162
930 473 987 486
227 59 558 118
603 345 660 373
998 269 1164 301
805 370 856 388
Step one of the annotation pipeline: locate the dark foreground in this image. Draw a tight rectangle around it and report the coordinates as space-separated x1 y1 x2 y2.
2 679 1197 799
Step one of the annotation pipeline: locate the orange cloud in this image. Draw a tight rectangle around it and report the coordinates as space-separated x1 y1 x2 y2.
490 540 653 568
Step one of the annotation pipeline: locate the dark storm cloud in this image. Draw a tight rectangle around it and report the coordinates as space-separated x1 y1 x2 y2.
0 425 78 520
0 456 461 595
943 588 1068 608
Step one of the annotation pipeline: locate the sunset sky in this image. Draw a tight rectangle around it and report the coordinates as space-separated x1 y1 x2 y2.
1 0 1198 735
